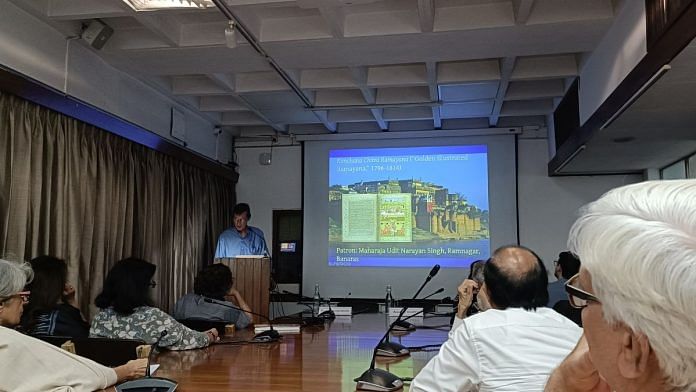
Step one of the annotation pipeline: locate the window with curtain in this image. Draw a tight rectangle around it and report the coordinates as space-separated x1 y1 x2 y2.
0 91 236 314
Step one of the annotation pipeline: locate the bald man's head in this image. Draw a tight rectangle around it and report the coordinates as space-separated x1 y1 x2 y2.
483 246 549 310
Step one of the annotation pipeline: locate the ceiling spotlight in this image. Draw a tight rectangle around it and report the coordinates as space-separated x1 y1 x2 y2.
224 20 237 48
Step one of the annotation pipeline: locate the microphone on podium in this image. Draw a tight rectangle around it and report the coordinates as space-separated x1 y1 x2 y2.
203 297 280 343
116 330 178 392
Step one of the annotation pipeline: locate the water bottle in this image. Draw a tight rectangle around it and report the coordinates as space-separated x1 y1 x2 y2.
385 285 394 316
313 284 321 316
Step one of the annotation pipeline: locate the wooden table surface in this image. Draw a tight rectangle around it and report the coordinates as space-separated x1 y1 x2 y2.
154 313 450 391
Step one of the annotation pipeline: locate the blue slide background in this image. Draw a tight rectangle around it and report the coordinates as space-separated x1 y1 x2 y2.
328 145 490 268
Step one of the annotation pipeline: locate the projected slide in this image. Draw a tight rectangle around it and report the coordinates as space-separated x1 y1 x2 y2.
328 145 490 268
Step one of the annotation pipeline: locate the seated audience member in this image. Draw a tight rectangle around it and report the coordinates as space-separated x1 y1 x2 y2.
173 263 252 329
20 255 89 337
0 258 146 392
411 246 582 392
450 259 485 325
546 180 696 392
90 257 218 350
547 251 581 306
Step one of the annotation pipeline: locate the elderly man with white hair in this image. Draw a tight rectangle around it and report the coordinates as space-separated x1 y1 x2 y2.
546 179 696 392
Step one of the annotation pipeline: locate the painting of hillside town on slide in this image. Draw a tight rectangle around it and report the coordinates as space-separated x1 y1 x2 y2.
328 145 490 268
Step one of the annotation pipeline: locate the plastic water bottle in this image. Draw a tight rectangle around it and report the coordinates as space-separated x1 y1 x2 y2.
313 284 321 316
385 285 394 316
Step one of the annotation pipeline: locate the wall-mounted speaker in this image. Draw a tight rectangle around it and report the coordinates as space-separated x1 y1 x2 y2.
82 20 114 50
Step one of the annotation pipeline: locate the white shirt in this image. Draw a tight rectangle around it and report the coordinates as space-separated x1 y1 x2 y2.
411 307 582 392
0 326 118 392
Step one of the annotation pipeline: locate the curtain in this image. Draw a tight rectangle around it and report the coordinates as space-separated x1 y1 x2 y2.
0 91 235 314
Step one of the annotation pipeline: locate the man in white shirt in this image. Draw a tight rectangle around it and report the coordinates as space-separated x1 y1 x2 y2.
411 246 582 392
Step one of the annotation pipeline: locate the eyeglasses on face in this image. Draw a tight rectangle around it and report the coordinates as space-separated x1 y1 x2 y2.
0 291 31 305
565 273 600 309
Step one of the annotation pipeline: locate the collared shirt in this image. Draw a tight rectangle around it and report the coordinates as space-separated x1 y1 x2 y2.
214 226 268 258
547 278 568 307
411 307 582 392
172 293 251 329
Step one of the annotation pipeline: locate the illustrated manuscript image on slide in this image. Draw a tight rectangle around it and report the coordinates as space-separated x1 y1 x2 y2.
328 145 490 268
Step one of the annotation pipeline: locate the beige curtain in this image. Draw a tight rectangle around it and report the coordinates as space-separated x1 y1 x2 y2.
0 91 235 314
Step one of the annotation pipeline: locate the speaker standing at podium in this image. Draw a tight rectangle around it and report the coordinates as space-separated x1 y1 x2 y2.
215 203 269 258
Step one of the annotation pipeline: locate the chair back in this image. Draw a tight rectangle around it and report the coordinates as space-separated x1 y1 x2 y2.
35 334 145 366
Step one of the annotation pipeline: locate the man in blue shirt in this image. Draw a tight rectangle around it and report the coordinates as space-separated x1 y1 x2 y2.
215 203 269 258
546 251 580 306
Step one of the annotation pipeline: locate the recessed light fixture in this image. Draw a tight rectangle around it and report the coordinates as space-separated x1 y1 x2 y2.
121 0 214 11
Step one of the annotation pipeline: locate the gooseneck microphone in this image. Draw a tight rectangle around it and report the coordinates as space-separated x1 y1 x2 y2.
203 297 280 343
354 310 426 392
354 265 441 391
377 287 444 356
115 330 178 392
281 290 331 323
380 264 441 350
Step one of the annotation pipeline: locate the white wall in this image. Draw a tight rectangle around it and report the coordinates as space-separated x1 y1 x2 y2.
236 145 303 253
578 0 647 124
517 138 642 273
0 0 218 159
237 137 644 286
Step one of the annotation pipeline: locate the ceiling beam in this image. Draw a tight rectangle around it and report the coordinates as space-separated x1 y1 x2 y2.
132 14 182 47
418 0 435 33
318 5 345 38
47 0 129 20
513 0 535 25
350 67 388 130
426 62 441 129
314 110 338 133
489 57 516 127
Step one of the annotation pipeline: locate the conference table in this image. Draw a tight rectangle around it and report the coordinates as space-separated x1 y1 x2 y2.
154 312 450 391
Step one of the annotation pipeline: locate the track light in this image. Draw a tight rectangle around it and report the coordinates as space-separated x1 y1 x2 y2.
224 20 237 48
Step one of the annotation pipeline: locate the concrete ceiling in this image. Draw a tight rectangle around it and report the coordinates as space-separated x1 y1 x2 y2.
563 38 696 174
10 0 618 138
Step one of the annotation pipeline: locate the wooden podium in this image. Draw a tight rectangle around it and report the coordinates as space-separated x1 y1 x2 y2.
215 257 270 324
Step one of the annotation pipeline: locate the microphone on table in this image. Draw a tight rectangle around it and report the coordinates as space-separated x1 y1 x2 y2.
383 264 442 338
354 310 426 392
391 287 444 332
203 297 280 343
354 265 441 392
281 290 329 324
115 330 178 392
378 287 444 356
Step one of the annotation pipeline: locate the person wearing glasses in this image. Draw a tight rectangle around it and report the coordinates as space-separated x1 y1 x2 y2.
20 255 90 337
546 180 696 392
411 246 582 392
0 258 147 392
90 257 219 350
547 251 581 307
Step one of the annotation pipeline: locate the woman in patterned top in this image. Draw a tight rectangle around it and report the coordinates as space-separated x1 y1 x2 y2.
90 257 218 350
